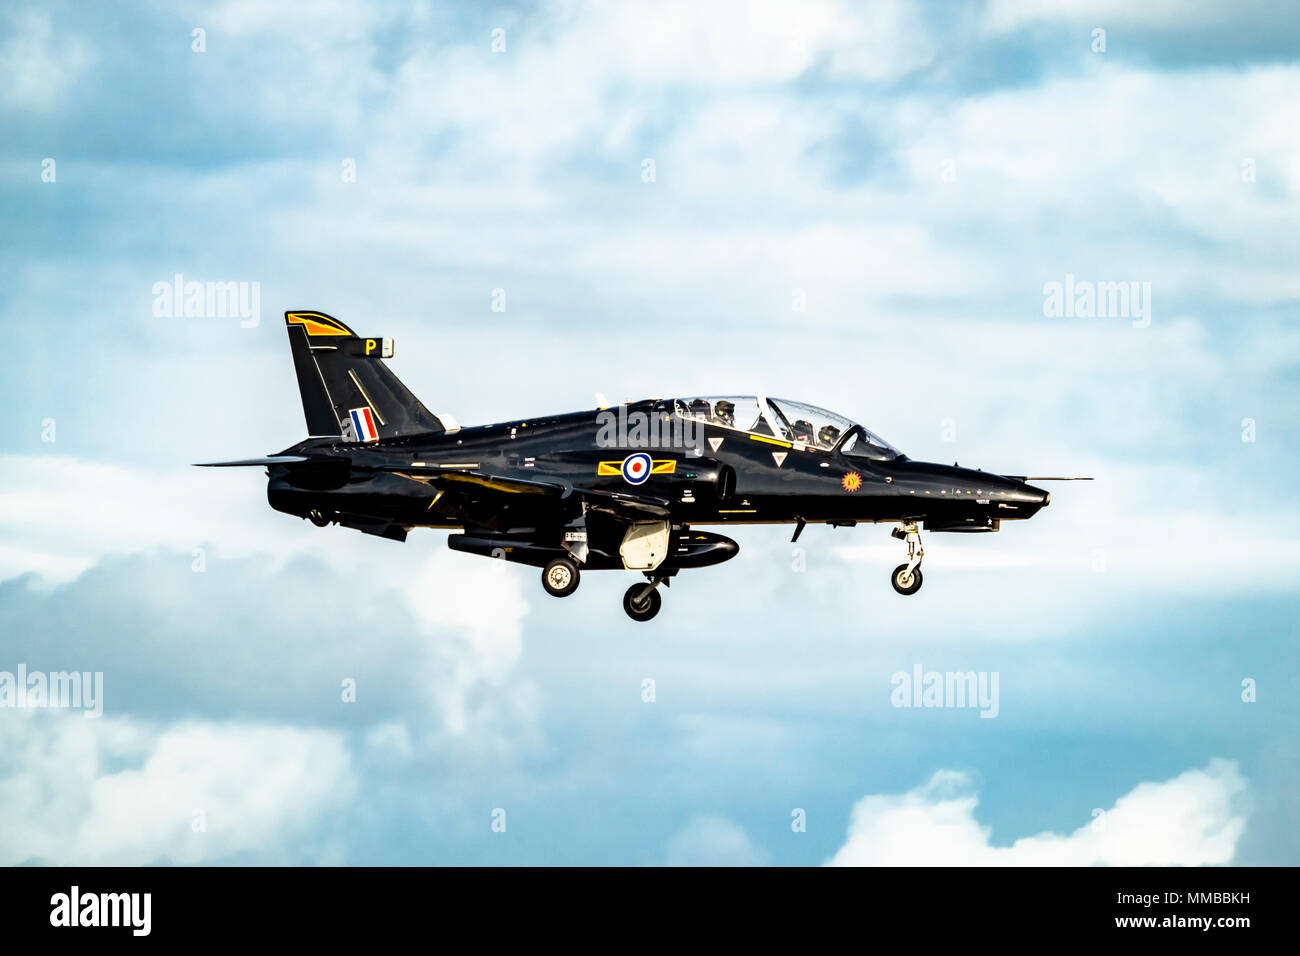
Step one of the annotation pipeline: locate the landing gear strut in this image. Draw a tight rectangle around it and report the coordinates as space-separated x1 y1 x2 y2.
541 556 581 597
623 574 669 622
890 522 924 595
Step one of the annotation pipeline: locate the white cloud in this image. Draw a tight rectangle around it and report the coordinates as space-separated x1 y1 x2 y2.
276 47 1300 335
0 711 354 864
0 10 94 112
982 0 1248 33
0 453 534 741
827 759 1247 866
917 65 1300 253
587 0 935 84
667 815 770 866
0 453 529 635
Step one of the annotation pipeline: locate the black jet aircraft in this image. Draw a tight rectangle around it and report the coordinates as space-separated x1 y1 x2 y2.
200 311 1086 621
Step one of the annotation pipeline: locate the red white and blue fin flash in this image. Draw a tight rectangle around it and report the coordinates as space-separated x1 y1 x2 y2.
349 407 379 443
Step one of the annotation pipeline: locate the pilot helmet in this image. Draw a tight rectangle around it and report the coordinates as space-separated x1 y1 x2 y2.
818 424 841 447
714 400 735 426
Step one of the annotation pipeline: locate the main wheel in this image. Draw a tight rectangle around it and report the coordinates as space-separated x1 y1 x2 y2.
622 584 662 622
891 563 923 595
541 557 580 597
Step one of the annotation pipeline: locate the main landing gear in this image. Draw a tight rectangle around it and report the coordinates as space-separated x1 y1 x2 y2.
890 522 924 596
623 575 669 622
541 556 580 597
538 556 676 624
540 556 670 621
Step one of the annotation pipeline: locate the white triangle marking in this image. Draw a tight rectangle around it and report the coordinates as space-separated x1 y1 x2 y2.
708 436 724 452
772 451 787 467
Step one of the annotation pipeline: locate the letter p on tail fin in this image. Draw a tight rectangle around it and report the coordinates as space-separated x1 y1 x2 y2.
284 310 444 441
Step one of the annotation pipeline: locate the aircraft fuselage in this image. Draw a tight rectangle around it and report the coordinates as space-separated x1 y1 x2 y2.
266 401 1049 549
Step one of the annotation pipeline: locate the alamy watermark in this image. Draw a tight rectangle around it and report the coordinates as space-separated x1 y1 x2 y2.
596 406 704 454
1043 274 1151 328
890 663 999 718
50 886 150 936
0 665 103 717
152 273 260 327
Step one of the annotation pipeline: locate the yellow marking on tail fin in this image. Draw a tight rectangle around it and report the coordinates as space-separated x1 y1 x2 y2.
286 311 355 337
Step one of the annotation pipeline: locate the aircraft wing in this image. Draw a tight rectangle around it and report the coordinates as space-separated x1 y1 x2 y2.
393 469 564 496
577 487 672 519
388 468 671 519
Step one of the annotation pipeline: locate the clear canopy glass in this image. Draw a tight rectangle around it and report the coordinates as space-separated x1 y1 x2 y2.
663 395 902 459
767 397 855 450
840 426 903 461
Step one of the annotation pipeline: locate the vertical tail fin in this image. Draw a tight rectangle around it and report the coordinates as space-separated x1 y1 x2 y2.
285 310 443 441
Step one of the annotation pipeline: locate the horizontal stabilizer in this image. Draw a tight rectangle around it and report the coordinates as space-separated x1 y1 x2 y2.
193 456 314 467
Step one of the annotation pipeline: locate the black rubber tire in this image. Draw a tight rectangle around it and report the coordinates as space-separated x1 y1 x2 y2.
891 563 923 595
622 584 662 621
541 557 580 597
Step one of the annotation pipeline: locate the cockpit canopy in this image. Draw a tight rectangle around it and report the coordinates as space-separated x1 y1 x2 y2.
658 395 902 460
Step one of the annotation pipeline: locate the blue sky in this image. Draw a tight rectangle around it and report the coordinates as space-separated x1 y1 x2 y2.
1 0 1297 864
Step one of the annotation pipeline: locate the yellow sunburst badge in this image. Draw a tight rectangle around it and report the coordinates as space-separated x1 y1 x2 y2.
842 472 862 492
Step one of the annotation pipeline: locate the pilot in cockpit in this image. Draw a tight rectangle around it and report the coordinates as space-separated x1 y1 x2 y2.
713 400 735 427
817 424 841 449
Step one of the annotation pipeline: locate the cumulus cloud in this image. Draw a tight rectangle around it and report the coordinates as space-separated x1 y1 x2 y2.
0 9 94 112
666 816 770 866
0 453 536 746
982 0 1273 33
0 711 354 864
827 760 1247 866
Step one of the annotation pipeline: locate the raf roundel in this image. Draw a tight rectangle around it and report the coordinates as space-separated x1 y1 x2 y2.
621 452 652 485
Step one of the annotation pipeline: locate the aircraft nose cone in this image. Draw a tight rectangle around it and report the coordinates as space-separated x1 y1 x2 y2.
1021 482 1050 509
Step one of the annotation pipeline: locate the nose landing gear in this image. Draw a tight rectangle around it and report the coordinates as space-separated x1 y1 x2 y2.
890 522 924 595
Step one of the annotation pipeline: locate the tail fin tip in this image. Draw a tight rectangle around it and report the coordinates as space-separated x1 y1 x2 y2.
283 309 443 441
285 310 358 337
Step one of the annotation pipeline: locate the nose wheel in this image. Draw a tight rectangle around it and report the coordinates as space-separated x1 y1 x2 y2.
890 522 924 595
891 563 923 595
